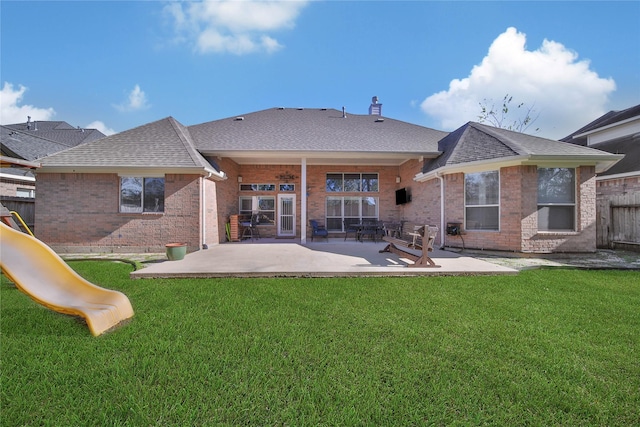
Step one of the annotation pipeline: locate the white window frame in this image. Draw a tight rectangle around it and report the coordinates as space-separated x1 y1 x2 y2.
325 196 379 231
239 196 276 222
325 173 379 193
464 170 500 231
537 167 576 232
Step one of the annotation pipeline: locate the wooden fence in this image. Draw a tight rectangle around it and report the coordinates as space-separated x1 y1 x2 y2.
596 192 640 251
0 196 35 233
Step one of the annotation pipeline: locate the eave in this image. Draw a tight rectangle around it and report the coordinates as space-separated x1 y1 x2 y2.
414 154 625 182
37 165 227 181
201 150 441 166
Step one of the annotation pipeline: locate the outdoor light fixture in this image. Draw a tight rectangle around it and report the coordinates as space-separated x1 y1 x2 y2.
237 176 243 183
396 176 401 183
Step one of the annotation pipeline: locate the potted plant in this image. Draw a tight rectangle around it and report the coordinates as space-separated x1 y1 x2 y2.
165 243 187 261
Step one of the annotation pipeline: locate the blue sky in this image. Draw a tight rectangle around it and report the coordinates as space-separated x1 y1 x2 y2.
1 1 639 140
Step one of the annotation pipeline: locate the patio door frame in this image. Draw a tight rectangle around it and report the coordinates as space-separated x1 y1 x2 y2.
277 194 296 237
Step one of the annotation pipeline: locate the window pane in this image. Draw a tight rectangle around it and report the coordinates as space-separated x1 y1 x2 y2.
362 197 378 217
344 197 360 216
362 174 378 192
143 178 164 212
326 174 343 192
538 206 575 230
538 168 575 204
326 218 343 231
326 198 342 216
121 177 143 213
465 171 499 205
279 184 295 192
466 206 499 230
343 174 361 192
258 197 275 211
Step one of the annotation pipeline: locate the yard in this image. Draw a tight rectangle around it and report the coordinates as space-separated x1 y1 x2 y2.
1 262 639 426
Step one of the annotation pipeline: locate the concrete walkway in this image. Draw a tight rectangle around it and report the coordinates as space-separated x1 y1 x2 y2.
129 239 517 278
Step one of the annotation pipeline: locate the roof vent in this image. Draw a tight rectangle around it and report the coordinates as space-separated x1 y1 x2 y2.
375 118 385 123
278 107 285 110
235 116 245 121
297 107 304 110
320 108 327 111
342 106 347 118
369 96 382 116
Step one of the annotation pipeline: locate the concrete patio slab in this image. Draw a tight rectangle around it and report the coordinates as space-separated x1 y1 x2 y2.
130 239 517 278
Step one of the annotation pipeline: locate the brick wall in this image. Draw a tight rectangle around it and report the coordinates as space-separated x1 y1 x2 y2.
36 173 204 253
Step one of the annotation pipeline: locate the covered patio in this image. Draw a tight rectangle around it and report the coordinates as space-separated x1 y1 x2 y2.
131 238 517 278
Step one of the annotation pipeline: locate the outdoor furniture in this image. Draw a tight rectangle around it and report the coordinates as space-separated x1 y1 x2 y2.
359 222 382 243
241 213 261 240
309 219 329 241
383 222 402 238
379 225 440 268
343 219 360 241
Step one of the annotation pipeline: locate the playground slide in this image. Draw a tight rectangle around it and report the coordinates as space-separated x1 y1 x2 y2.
0 222 134 336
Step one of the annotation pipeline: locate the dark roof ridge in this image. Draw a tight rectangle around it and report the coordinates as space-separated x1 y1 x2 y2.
165 117 216 171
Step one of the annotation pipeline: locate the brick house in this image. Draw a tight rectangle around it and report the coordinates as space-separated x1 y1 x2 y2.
36 100 622 254
1 119 105 230
561 104 640 250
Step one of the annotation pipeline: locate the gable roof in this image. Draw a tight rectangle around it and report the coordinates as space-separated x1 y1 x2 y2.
1 125 74 161
39 117 225 179
588 135 640 177
560 104 640 145
188 107 446 165
4 120 105 148
420 122 623 177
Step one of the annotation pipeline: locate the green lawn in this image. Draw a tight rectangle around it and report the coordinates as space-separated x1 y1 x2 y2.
2 262 639 426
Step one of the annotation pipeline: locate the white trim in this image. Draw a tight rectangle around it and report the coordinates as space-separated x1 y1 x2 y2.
0 172 36 182
39 166 227 181
597 171 640 181
573 116 640 139
301 158 307 244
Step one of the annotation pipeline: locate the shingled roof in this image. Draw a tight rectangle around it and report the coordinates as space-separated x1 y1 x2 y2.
39 117 224 178
189 107 447 154
4 120 105 148
1 125 72 161
422 122 623 175
560 104 640 145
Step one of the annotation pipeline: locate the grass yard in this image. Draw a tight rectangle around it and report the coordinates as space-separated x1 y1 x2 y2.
1 262 639 426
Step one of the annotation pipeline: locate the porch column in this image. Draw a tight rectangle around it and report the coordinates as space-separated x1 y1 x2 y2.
301 157 307 244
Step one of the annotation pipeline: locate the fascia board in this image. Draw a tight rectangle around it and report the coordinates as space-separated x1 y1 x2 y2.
37 166 227 181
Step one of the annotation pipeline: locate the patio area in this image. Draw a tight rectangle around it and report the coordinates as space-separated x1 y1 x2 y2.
130 238 518 278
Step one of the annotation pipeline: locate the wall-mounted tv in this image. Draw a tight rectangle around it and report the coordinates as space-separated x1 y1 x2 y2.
395 187 411 205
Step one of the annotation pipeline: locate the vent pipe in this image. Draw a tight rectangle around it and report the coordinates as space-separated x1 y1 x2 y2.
342 106 347 118
27 116 31 130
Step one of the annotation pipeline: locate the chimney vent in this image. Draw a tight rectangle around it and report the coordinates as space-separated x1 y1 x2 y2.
342 106 347 118
369 96 382 116
27 116 31 130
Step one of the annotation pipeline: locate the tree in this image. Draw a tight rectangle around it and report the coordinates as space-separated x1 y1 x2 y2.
477 94 540 133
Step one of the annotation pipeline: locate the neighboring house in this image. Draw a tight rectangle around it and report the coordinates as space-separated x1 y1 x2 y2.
36 100 622 254
561 104 640 251
0 118 105 230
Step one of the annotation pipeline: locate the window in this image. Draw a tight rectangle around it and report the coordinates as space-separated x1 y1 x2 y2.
16 188 35 198
325 196 379 231
326 173 378 192
240 184 275 191
120 177 165 213
537 168 575 231
279 184 295 192
239 196 275 222
465 171 499 231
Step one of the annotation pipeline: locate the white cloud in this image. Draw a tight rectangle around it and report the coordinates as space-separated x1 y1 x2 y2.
86 120 116 136
114 84 150 112
420 27 616 139
165 0 308 55
0 82 55 125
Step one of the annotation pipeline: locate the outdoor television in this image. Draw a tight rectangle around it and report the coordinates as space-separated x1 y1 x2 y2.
395 187 411 205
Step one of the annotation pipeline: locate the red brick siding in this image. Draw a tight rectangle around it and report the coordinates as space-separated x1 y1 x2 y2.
35 173 203 252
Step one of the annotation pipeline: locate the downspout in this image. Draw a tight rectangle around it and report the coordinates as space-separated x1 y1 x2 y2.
201 173 212 249
436 172 445 249
301 158 307 244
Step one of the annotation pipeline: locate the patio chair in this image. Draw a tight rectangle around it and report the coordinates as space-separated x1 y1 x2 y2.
309 219 329 241
241 213 261 240
343 219 359 241
359 223 380 243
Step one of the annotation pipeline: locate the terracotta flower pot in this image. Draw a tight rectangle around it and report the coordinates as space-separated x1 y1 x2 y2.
165 243 187 261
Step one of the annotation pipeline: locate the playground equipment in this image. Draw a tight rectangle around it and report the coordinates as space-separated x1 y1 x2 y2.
0 219 134 336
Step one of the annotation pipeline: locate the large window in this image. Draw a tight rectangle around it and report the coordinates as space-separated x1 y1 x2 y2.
465 171 499 231
239 196 275 222
537 168 575 231
120 177 164 213
326 173 378 192
326 196 378 231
